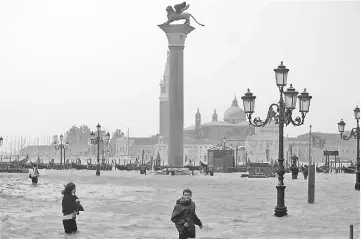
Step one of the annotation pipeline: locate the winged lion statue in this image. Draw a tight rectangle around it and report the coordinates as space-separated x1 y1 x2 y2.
160 2 205 27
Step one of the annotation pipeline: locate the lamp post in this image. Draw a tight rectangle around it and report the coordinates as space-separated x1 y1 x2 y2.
241 61 312 217
142 149 151 165
230 144 243 168
337 106 360 190
53 134 69 168
90 123 110 176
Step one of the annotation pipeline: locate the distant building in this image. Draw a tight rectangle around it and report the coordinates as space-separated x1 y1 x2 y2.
19 145 56 157
183 97 255 141
114 135 218 166
118 52 359 167
245 120 280 162
154 137 220 166
286 132 357 164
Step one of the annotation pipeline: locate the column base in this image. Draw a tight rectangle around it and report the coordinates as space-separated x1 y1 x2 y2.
167 167 190 175
355 171 360 190
274 185 287 217
355 182 360 190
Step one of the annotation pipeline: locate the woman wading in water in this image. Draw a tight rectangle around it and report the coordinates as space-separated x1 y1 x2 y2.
61 182 84 234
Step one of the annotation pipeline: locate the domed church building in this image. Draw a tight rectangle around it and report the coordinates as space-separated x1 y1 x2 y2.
184 96 255 142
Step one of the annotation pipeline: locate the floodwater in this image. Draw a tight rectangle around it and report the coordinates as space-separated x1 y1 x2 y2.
0 170 359 239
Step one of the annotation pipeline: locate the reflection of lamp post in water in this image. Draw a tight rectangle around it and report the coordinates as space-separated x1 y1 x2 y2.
337 106 360 191
90 123 110 176
241 61 312 217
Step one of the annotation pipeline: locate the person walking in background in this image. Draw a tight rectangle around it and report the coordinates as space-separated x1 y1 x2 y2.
61 182 84 234
28 164 39 184
171 189 203 239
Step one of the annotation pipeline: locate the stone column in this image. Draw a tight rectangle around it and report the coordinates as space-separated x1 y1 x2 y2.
158 24 195 167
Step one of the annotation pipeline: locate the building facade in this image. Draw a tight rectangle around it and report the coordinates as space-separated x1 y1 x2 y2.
245 120 280 162
183 97 255 141
286 132 358 165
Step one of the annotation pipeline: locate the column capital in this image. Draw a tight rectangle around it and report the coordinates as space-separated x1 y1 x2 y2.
158 24 195 47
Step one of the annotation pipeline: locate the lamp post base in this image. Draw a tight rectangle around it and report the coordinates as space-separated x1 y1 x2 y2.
274 185 287 217
355 171 360 190
96 170 100 176
274 206 288 217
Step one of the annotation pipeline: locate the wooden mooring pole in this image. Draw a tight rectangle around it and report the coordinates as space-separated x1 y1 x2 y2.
308 125 315 203
349 225 353 239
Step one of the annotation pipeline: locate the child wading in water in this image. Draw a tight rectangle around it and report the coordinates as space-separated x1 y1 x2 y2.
171 189 203 239
61 182 84 234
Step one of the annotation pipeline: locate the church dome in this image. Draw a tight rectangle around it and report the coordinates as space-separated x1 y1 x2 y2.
224 96 246 122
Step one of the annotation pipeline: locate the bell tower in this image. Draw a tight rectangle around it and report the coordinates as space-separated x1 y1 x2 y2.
195 108 201 138
159 51 170 138
212 109 218 122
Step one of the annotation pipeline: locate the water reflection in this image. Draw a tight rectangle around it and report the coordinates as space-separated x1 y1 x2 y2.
0 170 359 238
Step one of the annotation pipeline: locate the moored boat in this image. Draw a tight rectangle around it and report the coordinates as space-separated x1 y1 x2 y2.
342 166 356 174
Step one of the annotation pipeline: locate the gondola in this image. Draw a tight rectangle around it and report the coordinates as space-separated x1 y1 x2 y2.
71 162 87 170
342 166 356 174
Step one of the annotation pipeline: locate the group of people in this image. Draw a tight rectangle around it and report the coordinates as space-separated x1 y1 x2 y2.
28 165 202 238
28 166 85 234
60 183 202 238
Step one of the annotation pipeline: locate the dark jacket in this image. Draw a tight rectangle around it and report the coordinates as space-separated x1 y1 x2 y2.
62 194 84 216
171 198 202 238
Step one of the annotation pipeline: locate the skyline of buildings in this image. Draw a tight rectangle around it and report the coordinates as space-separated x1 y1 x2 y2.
1 51 358 167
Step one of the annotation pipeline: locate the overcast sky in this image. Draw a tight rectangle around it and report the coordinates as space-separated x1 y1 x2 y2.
0 0 359 145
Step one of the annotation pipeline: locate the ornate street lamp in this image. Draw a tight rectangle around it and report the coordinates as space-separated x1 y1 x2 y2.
337 106 360 190
90 123 110 176
53 134 69 167
241 61 312 217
